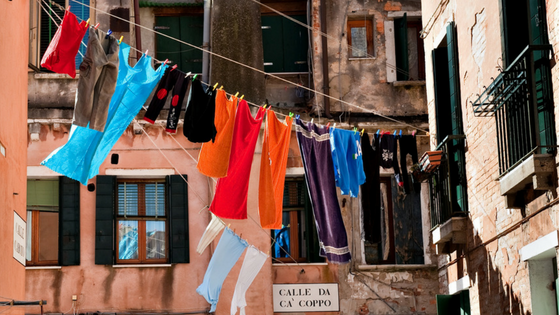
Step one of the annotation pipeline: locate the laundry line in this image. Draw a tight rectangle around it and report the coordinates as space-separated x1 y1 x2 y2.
67 0 429 133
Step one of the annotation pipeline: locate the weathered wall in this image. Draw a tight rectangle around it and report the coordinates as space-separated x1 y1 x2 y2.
421 0 559 313
0 0 28 314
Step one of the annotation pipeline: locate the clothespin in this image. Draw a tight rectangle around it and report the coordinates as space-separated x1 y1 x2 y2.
170 64 177 71
399 130 402 136
376 129 380 135
118 36 123 45
234 92 239 98
393 130 397 136
107 29 113 36
295 114 300 120
267 250 270 256
240 95 244 100
213 82 219 90
85 18 90 27
144 49 149 56
333 123 336 129
163 59 169 66
193 74 198 80
94 23 100 30
263 104 267 109
66 5 71 11
184 71 191 78
311 118 314 124
361 129 365 136
227 223 231 229
353 127 358 134
412 130 416 137
289 112 294 120
219 85 223 90
326 122 330 129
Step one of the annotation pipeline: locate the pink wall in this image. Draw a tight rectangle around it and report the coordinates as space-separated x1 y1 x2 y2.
0 0 29 314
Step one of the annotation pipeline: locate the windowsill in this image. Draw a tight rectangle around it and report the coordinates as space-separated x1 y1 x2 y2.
272 262 328 266
112 264 172 268
348 57 376 61
265 72 310 75
357 264 437 271
392 80 426 86
34 73 79 80
26 266 62 270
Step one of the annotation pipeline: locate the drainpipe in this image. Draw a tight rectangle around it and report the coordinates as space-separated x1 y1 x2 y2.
133 0 142 61
202 0 211 83
320 0 332 118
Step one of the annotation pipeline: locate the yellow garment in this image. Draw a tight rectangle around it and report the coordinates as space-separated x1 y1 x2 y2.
197 90 237 178
259 110 293 229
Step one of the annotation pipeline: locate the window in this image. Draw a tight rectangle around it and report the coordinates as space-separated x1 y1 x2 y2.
363 177 424 265
271 178 322 263
155 15 203 72
116 180 167 264
347 19 374 58
261 15 309 73
393 14 425 81
436 290 471 315
26 177 80 266
95 175 189 265
29 0 90 71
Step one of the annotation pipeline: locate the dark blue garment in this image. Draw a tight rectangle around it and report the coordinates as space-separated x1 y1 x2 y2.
329 128 366 197
42 43 167 184
295 119 351 264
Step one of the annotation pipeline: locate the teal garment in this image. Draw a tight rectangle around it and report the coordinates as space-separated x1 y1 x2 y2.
196 228 248 312
42 43 167 185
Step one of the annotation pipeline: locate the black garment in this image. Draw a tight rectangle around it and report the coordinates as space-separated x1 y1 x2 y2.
379 134 402 185
399 135 420 194
183 79 217 143
361 133 382 244
143 68 190 133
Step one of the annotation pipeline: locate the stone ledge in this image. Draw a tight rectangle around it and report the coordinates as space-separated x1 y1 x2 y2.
432 217 467 245
357 264 437 271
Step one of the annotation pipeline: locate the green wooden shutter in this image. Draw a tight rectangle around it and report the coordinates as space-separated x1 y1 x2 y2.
436 294 460 315
432 48 451 143
459 290 471 315
262 16 284 72
39 0 66 70
167 175 189 264
282 15 308 73
59 177 80 266
446 21 462 136
95 176 116 265
394 13 409 81
155 16 182 69
180 16 204 73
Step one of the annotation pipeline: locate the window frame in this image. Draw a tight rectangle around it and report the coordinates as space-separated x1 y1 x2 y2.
346 18 374 59
115 179 169 265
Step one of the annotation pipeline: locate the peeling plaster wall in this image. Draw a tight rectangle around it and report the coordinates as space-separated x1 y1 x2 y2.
421 0 560 314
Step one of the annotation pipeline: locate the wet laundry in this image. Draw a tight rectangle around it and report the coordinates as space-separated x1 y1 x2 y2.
295 119 351 264
230 246 267 315
360 133 382 244
197 90 238 178
73 27 119 132
143 67 190 133
40 10 88 79
379 134 402 186
183 79 217 143
329 128 366 197
210 101 265 220
259 110 293 229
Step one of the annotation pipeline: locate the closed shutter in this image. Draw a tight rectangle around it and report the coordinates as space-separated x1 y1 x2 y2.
155 16 182 70
446 21 462 136
394 13 408 81
39 0 66 71
167 175 189 263
155 16 203 73
459 290 471 315
436 294 460 315
261 16 284 72
95 176 116 265
282 15 308 72
59 176 80 266
70 0 89 69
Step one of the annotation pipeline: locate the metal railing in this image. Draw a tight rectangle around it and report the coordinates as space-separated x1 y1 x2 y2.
472 45 556 176
429 135 468 229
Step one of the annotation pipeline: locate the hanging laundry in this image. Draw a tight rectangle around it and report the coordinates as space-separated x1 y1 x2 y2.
183 79 217 143
329 128 366 197
143 67 190 133
197 90 238 178
73 27 120 132
360 133 382 244
196 213 224 255
295 119 351 264
230 246 267 315
399 135 420 194
210 102 265 219
379 134 402 186
40 10 87 79
42 43 166 185
196 228 248 313
258 110 293 229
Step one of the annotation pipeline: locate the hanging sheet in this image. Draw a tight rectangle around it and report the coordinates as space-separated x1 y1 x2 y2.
209 102 265 220
329 128 366 197
42 43 167 185
295 119 351 264
258 110 293 229
196 213 224 255
230 246 267 315
360 133 382 244
196 228 248 313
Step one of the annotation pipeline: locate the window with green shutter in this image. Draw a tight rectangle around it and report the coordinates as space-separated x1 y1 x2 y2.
436 291 470 315
393 14 425 81
155 15 203 73
262 15 309 73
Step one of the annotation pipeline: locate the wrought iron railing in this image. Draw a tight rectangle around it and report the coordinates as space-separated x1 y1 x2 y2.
472 45 556 175
429 135 468 229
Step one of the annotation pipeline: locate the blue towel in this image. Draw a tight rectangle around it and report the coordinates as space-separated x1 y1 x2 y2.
42 43 167 185
197 228 248 312
329 128 366 197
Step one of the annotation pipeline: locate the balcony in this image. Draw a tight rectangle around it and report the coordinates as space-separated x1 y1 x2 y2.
472 45 556 207
429 135 468 254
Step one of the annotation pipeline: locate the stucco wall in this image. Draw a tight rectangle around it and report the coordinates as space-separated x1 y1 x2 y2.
0 1 29 314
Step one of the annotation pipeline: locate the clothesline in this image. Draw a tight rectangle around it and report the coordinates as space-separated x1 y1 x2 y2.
66 0 430 133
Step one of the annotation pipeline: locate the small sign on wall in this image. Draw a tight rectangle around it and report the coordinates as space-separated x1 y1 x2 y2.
273 283 339 312
13 211 26 266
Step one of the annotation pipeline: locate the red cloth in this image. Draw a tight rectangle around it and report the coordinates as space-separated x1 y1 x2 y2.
40 10 87 78
209 101 265 219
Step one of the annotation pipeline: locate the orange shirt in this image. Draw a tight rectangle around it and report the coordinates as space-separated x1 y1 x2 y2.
258 110 293 229
197 90 238 178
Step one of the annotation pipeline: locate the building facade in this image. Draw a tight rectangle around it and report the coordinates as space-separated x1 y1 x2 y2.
26 0 439 314
420 0 560 313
